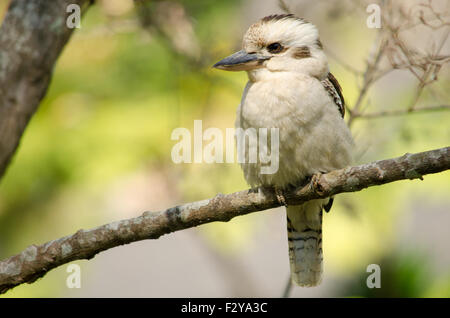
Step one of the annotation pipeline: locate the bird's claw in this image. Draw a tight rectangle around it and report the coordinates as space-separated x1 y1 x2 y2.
275 188 288 207
309 173 322 191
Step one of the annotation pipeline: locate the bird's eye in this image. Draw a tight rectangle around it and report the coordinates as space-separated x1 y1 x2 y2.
267 42 283 53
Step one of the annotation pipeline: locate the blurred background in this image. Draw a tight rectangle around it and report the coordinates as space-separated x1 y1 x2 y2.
0 0 449 297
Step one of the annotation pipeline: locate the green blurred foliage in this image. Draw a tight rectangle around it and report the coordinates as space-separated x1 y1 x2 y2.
338 250 450 297
0 0 449 297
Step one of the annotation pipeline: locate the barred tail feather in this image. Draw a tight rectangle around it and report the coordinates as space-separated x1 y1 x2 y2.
286 200 325 287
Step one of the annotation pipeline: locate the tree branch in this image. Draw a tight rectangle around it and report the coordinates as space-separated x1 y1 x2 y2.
0 0 90 180
0 146 449 294
352 105 450 119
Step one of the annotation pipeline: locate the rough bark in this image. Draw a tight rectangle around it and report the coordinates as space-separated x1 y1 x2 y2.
0 0 89 179
0 146 448 294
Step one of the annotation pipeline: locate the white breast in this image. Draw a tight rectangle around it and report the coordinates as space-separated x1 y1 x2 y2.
235 72 354 187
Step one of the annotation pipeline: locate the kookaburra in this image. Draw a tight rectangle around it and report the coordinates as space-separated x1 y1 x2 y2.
213 14 354 287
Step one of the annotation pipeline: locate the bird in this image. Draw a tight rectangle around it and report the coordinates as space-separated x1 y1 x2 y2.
213 14 354 287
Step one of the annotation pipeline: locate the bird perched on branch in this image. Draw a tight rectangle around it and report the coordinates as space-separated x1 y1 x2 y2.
214 14 354 287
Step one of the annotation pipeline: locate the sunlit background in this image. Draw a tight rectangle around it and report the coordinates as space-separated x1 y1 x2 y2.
0 0 449 297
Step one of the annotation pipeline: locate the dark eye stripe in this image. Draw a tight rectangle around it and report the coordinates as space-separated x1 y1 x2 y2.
293 46 311 59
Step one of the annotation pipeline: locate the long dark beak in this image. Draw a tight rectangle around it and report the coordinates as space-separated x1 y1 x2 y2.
213 50 270 71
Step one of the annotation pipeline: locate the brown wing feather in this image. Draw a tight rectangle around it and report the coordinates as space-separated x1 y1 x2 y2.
321 72 345 118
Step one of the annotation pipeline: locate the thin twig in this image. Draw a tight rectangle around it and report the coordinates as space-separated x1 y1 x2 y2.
278 0 291 14
282 275 293 298
347 37 387 125
353 105 450 119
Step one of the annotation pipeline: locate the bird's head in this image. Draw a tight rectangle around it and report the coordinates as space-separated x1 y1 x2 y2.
213 14 328 81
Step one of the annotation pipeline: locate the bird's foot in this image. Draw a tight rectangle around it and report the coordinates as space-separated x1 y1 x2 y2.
309 173 323 191
275 187 288 207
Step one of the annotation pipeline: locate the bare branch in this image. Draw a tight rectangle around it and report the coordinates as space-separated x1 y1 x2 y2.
344 0 450 124
0 0 91 180
278 0 291 14
1 146 449 294
352 104 450 119
347 36 387 125
134 0 205 68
